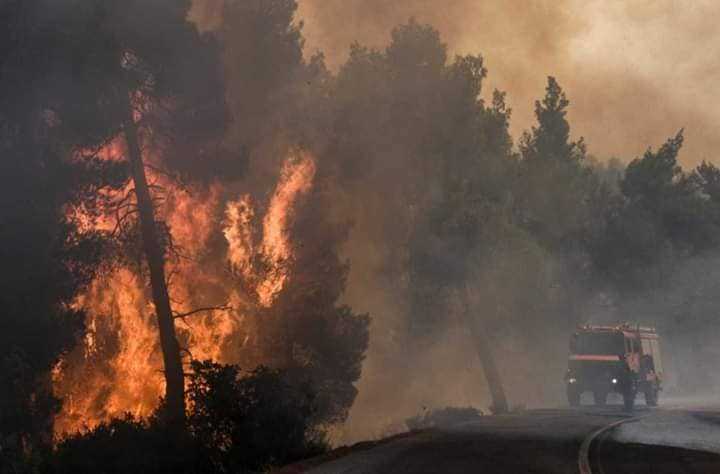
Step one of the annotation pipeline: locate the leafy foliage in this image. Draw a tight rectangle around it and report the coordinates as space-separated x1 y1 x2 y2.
47 362 327 474
49 415 208 474
592 131 720 290
188 361 328 472
516 76 597 252
0 0 123 463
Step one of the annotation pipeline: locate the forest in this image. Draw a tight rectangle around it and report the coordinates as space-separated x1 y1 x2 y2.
3 1 720 472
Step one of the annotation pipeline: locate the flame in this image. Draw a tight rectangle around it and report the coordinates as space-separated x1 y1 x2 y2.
65 139 129 235
53 147 316 436
225 150 316 306
224 194 256 278
53 268 164 434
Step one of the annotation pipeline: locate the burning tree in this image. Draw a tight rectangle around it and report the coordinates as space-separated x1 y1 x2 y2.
51 0 369 437
41 0 226 427
53 145 369 433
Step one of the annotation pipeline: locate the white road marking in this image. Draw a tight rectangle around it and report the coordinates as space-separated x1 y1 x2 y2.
578 415 645 474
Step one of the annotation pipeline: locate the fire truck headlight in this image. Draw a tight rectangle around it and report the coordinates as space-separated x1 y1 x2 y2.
568 378 577 384
611 378 618 384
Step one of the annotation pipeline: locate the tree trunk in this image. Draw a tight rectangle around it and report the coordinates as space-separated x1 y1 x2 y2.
123 104 186 426
462 304 509 414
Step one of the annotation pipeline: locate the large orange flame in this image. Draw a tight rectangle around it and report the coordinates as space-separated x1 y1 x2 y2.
53 147 316 436
225 150 316 306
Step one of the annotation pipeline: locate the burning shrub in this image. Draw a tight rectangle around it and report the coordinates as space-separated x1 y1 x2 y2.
47 361 327 474
48 415 210 474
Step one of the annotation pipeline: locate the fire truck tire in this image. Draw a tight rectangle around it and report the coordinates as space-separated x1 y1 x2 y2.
592 390 607 406
644 386 659 407
567 386 580 407
623 387 636 410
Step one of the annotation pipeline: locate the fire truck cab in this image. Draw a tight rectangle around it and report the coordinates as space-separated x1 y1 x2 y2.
566 323 663 410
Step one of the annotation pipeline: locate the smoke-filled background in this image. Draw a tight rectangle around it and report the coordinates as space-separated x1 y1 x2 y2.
302 0 720 441
4 3 720 467
297 0 720 167
186 0 720 443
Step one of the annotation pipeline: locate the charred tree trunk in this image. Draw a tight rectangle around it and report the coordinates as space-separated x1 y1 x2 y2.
123 104 186 426
462 302 509 414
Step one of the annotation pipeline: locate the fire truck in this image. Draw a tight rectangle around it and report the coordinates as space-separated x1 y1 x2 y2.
565 323 663 410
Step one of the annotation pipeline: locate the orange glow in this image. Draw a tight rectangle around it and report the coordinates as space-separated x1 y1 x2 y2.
53 146 316 436
225 150 316 306
224 194 256 279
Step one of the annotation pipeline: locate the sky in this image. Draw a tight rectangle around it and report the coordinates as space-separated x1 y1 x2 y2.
297 0 720 166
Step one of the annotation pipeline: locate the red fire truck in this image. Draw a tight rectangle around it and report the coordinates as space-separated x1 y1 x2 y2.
565 323 663 410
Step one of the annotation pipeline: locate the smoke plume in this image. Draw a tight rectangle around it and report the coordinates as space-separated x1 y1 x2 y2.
297 0 720 167
185 0 720 443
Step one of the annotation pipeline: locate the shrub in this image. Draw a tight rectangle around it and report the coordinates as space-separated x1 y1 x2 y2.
46 361 328 473
48 415 210 474
188 361 328 472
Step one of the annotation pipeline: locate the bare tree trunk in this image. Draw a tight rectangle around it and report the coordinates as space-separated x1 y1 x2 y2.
462 300 509 414
123 105 186 426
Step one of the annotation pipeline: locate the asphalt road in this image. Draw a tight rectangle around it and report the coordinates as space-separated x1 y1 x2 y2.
286 403 720 474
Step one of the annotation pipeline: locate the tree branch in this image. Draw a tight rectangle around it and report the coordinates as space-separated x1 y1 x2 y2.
173 304 232 320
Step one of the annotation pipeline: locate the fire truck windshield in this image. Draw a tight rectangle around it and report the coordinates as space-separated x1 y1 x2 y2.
571 333 625 355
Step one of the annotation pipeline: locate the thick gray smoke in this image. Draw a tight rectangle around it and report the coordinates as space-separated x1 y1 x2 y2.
188 0 720 444
297 0 720 167
612 253 720 398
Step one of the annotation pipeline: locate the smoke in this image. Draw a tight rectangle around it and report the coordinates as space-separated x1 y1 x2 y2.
183 0 720 444
296 1 720 441
611 252 720 397
297 0 720 167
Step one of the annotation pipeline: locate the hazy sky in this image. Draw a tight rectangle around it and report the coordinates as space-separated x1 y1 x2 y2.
297 0 720 166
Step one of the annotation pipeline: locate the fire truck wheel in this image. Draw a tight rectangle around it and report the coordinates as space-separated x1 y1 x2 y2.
592 390 607 406
567 386 580 407
623 387 636 410
645 386 659 407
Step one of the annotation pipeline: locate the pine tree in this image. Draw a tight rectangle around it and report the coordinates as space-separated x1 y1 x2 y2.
48 0 226 426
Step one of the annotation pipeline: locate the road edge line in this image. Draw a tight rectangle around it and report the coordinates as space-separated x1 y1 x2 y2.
578 416 644 474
